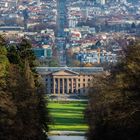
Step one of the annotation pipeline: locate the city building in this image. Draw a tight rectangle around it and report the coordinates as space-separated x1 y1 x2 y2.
36 67 104 95
68 17 78 28
0 26 24 33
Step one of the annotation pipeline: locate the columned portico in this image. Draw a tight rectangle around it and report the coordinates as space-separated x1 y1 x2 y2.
44 69 94 95
52 77 78 94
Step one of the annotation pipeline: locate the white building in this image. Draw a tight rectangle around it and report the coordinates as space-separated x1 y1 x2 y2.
68 17 78 28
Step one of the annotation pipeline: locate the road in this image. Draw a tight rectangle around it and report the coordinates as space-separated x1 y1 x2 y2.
56 0 67 66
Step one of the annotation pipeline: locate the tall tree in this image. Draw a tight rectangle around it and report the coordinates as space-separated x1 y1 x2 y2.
86 42 140 140
0 37 50 140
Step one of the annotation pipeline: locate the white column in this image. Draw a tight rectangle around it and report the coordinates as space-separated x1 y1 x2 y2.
67 78 69 94
71 78 73 94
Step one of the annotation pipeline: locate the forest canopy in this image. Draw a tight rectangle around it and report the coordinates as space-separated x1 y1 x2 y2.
0 36 50 140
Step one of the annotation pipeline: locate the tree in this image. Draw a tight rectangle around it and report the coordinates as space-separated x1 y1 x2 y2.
86 42 140 140
7 38 37 70
48 58 59 67
0 36 9 88
7 45 20 64
18 38 36 68
0 39 16 140
0 37 50 140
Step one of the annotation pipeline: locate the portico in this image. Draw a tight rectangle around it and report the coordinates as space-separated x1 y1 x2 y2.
51 70 79 94
42 69 94 95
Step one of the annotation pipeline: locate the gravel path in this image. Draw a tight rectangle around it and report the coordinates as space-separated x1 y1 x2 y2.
49 136 86 140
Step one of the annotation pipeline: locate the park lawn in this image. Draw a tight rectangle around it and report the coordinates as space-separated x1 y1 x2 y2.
48 101 88 131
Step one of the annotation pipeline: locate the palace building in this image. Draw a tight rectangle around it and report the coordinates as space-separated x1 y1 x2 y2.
36 67 104 95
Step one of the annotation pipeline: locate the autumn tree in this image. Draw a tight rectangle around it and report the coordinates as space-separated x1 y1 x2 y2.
0 37 50 140
85 42 140 140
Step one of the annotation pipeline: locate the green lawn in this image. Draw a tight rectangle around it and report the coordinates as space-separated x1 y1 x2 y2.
48 100 88 131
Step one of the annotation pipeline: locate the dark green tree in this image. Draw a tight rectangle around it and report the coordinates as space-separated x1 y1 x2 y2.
7 38 36 68
7 45 20 64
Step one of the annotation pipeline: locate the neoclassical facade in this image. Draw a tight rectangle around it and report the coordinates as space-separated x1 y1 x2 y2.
37 67 104 95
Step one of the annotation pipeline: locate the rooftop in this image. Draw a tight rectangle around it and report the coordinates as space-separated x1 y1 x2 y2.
36 67 104 74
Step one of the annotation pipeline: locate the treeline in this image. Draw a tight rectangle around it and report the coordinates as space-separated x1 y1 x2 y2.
0 36 50 140
86 42 140 140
